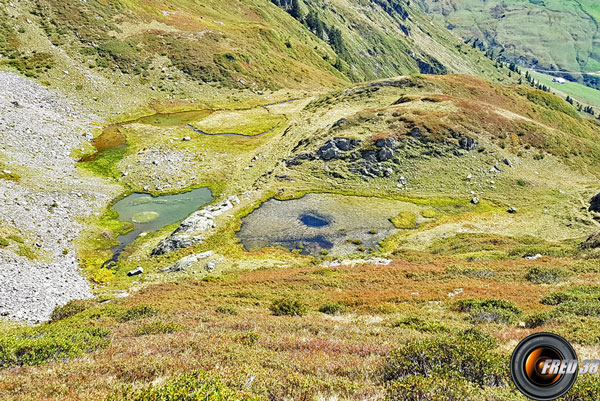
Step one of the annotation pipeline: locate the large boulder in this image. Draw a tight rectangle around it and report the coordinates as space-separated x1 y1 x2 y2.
152 236 203 256
589 193 600 213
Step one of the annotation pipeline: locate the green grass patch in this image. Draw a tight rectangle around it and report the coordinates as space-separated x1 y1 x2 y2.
78 146 128 181
389 211 417 229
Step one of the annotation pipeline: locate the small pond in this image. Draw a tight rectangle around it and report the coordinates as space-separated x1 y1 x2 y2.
238 193 426 255
105 187 213 266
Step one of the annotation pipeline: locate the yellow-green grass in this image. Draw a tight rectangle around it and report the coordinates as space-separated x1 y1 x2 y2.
191 109 285 136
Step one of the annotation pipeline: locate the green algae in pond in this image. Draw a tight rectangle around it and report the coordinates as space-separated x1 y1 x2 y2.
106 188 213 266
131 211 160 223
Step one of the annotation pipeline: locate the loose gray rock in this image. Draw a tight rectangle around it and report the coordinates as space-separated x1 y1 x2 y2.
205 260 218 272
377 147 394 162
0 71 118 322
459 136 478 151
580 231 600 249
375 137 396 148
507 207 517 214
525 254 543 260
471 197 479 205
317 142 342 161
127 267 143 276
161 251 214 273
317 138 359 160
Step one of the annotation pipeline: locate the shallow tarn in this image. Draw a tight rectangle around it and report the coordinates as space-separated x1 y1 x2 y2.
238 193 427 255
107 187 213 265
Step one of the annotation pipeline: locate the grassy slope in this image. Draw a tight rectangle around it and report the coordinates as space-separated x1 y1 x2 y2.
416 0 600 77
1 0 511 107
297 0 509 82
2 256 600 400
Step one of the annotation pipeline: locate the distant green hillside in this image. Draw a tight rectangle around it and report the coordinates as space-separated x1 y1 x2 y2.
271 0 509 82
0 0 510 99
525 68 600 112
416 0 600 89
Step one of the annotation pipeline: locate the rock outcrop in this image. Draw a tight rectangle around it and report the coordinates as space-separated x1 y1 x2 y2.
152 196 239 255
589 193 600 213
316 137 360 161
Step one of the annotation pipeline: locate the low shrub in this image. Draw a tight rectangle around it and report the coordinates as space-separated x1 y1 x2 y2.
118 304 160 322
508 244 573 258
392 317 448 333
562 373 600 400
382 329 507 387
524 311 554 328
568 260 600 273
0 324 111 368
525 266 570 284
541 286 600 305
318 302 346 315
555 300 600 317
135 320 182 336
421 209 439 219
238 330 259 346
454 298 521 324
446 265 493 279
385 375 481 401
50 299 95 321
107 370 260 401
216 305 239 315
269 298 307 316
